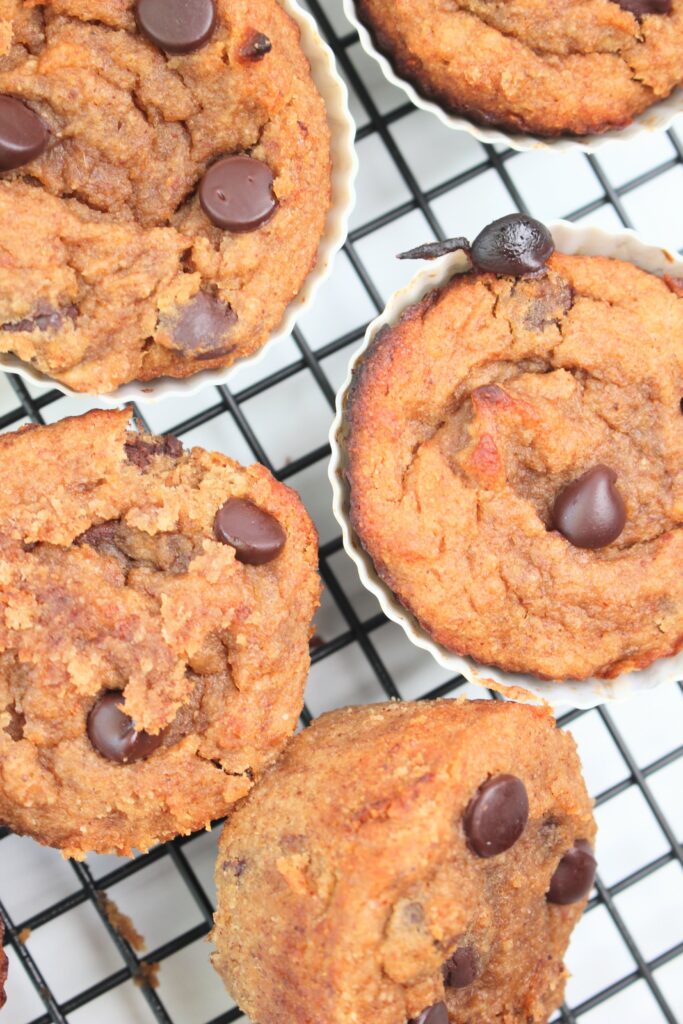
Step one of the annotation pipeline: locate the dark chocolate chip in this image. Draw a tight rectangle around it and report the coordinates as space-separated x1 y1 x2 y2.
124 434 184 469
471 214 554 277
0 95 48 171
611 0 671 13
397 236 471 261
163 291 237 359
443 945 479 989
239 31 272 61
464 774 529 858
214 497 286 565
87 691 164 764
552 465 626 549
199 155 277 232
409 1002 449 1024
2 302 77 334
547 840 596 905
135 0 216 54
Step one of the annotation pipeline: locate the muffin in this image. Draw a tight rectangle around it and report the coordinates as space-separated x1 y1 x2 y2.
0 0 331 392
0 920 6 1010
342 215 683 681
353 0 683 137
212 699 597 1024
0 409 320 857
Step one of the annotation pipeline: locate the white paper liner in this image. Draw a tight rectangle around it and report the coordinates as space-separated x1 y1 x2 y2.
328 220 683 708
1 0 358 404
343 0 683 154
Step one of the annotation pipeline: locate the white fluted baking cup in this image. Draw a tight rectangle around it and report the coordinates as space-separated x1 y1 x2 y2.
1 0 358 405
329 220 683 709
343 0 683 154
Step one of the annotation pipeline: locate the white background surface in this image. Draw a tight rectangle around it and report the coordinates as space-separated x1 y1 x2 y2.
1 0 682 1021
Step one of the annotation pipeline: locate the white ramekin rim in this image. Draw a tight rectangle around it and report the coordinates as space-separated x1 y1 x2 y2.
342 0 683 154
328 219 683 709
2 0 358 405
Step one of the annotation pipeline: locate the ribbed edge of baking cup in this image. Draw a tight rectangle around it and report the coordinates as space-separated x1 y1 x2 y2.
328 221 683 709
1 0 358 404
343 0 683 154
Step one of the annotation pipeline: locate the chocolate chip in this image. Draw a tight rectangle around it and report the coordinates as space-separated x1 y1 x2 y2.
471 214 554 277
135 0 216 53
612 0 671 13
223 857 246 877
4 702 25 741
87 691 164 764
548 840 596 905
551 465 626 549
162 291 237 359
199 155 277 232
124 434 184 469
239 31 272 61
0 96 48 171
443 945 479 989
397 236 471 261
214 497 286 565
409 1002 449 1024
464 774 529 857
2 303 77 334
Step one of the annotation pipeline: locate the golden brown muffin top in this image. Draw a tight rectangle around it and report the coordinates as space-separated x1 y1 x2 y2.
0 409 320 856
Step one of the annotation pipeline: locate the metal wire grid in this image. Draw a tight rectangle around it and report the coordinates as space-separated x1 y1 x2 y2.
0 1 681 1021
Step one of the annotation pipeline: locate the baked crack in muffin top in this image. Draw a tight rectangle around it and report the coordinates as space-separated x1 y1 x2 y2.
354 0 683 136
0 0 331 391
0 409 320 857
344 217 683 681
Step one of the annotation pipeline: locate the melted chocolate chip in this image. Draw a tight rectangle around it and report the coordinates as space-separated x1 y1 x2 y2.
471 214 554 277
443 945 479 989
87 691 164 764
163 291 237 360
239 31 272 61
124 434 184 469
0 96 48 171
548 840 596 905
223 857 246 877
199 155 277 232
77 521 128 569
612 0 671 13
4 702 25 741
552 466 626 549
214 497 286 565
409 1002 449 1024
464 774 529 858
2 303 77 334
397 236 471 261
135 0 216 53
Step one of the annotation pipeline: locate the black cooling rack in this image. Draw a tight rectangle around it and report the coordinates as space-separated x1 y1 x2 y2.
1 1 682 1021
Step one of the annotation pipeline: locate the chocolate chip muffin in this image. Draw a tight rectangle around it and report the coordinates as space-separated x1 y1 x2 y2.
212 700 596 1024
0 0 331 392
343 216 683 681
0 409 320 858
354 0 683 136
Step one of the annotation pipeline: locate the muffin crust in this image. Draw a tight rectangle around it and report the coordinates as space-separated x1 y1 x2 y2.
0 409 320 856
344 252 683 680
0 0 331 391
213 700 596 1024
355 0 683 136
